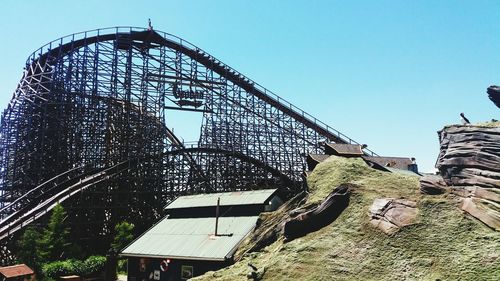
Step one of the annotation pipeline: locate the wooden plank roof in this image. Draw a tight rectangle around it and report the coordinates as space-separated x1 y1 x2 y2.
0 264 34 278
362 156 413 170
324 143 364 156
306 154 330 171
308 154 330 163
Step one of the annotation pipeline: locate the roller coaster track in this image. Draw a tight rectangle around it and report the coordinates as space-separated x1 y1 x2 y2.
0 147 291 241
0 27 378 252
0 165 92 220
9 27 376 153
0 160 133 240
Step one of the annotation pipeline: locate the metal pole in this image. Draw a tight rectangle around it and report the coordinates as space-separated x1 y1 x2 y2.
215 197 220 236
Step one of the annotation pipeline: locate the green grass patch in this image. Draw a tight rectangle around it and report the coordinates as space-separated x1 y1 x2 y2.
473 121 500 128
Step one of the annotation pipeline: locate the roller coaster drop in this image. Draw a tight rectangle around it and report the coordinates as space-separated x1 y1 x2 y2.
0 27 375 260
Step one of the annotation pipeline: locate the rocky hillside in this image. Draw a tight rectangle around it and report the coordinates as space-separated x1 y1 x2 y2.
194 149 499 280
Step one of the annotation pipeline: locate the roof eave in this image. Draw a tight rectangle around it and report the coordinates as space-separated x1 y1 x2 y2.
119 253 226 262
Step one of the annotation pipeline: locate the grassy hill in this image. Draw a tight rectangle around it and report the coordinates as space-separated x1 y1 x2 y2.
194 156 500 281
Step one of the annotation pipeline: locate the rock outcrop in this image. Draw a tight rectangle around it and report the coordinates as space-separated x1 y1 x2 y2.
487 85 500 108
436 125 500 187
369 198 418 234
233 184 354 260
233 191 307 260
420 123 500 230
283 184 352 241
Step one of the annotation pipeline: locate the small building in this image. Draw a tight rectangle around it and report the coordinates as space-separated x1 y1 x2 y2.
362 156 419 175
306 154 330 172
121 189 281 281
164 189 283 218
0 264 34 281
324 143 365 157
305 143 420 176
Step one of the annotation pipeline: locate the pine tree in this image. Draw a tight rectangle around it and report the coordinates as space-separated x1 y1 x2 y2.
40 203 71 261
17 226 43 274
111 221 135 252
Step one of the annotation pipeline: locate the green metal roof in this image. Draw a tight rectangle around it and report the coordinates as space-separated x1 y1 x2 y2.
121 216 258 261
165 189 277 210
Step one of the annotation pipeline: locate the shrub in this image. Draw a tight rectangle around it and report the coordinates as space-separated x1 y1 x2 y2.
71 260 86 276
117 259 128 274
82 255 107 276
41 256 106 278
42 260 75 278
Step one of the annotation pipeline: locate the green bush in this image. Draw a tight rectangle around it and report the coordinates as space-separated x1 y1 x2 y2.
41 256 106 278
117 259 128 274
42 260 75 278
82 255 106 276
71 260 86 276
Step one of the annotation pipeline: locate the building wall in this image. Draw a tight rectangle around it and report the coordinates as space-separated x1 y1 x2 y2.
2 275 33 281
265 195 283 212
127 257 230 281
167 204 266 218
167 195 282 219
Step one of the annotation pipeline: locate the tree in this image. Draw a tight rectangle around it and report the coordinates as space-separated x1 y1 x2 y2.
17 226 43 274
40 203 71 261
111 221 134 252
111 221 135 276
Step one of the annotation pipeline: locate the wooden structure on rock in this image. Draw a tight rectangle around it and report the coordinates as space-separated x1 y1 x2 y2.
306 143 418 176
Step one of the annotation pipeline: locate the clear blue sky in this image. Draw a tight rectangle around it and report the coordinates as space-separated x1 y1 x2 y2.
0 0 499 173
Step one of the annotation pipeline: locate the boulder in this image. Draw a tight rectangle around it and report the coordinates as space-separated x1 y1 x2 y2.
369 198 418 235
420 174 448 194
460 197 500 231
